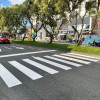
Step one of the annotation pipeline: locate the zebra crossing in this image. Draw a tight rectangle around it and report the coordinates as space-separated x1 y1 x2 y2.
0 53 99 88
0 46 24 52
53 55 91 64
0 63 22 88
11 46 25 50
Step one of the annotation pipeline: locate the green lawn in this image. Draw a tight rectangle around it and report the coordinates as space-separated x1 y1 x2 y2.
11 39 100 55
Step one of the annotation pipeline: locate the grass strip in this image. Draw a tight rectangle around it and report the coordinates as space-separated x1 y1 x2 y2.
11 39 100 55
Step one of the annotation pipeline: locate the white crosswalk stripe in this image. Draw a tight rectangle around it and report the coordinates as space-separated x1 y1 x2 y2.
0 53 98 88
12 46 24 50
44 56 82 67
3 46 12 50
9 61 43 80
0 49 1 52
53 55 91 64
61 54 98 62
0 63 22 88
0 50 57 58
33 57 72 70
22 59 59 74
68 53 100 60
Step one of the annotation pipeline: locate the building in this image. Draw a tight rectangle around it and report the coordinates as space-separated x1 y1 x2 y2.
92 18 100 35
59 16 91 37
28 0 100 41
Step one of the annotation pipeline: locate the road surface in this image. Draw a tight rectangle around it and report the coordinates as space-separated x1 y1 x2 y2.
0 43 100 100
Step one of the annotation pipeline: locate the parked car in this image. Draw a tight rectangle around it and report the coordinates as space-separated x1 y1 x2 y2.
89 39 100 46
0 36 11 44
94 39 100 46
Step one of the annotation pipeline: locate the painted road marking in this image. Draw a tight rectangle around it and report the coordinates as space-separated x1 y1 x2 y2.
68 53 100 60
0 50 57 59
12 46 24 50
33 57 72 70
3 46 12 50
0 63 22 88
53 55 91 64
9 61 43 80
0 49 1 52
44 56 82 67
28 47 35 49
23 59 59 74
61 54 98 62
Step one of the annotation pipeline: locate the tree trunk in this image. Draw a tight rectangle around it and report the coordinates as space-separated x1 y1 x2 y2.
77 33 83 45
49 34 53 44
32 36 36 42
14 34 16 40
22 33 26 41
32 30 37 42
75 32 79 44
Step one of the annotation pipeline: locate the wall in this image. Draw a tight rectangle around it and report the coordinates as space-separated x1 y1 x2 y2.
92 18 100 35
82 35 100 45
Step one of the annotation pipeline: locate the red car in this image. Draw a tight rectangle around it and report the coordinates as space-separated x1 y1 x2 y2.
0 36 11 44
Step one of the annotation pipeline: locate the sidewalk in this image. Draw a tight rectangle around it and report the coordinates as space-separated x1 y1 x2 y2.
37 40 74 45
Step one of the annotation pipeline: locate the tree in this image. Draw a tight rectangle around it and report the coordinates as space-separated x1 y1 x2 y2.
0 5 21 35
0 8 5 30
18 27 28 40
34 0 67 43
0 4 29 39
23 0 43 42
55 0 99 45
17 4 28 40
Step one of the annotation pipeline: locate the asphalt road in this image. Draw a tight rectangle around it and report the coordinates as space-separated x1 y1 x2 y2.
0 43 100 100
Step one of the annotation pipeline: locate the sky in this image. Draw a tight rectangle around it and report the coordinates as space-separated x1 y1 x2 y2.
1 0 25 7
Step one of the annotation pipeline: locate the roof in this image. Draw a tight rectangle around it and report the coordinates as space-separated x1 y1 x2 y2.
62 16 90 28
72 16 90 25
26 24 42 30
26 16 91 31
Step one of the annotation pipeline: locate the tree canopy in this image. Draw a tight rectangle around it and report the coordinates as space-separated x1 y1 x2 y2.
0 0 99 43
